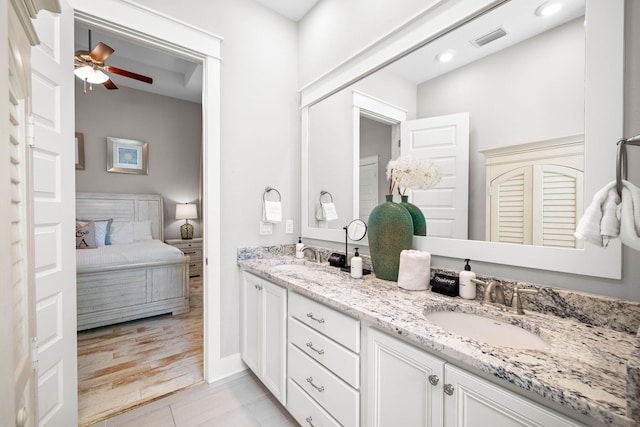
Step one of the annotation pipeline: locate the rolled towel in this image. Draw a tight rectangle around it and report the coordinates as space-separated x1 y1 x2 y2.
397 249 431 291
262 200 282 223
618 180 640 251
575 180 619 246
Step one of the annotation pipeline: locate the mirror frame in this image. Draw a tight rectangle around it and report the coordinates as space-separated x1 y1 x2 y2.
300 0 623 279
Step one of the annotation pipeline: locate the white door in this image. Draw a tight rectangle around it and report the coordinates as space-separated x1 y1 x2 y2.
261 280 287 405
30 3 78 426
7 5 37 425
443 365 582 427
359 155 379 223
367 328 444 427
401 113 469 239
241 273 261 374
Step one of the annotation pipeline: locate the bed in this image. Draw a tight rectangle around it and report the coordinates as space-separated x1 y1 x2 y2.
76 192 190 331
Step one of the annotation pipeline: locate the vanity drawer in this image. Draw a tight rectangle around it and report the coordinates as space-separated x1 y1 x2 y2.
289 344 359 427
289 291 360 353
287 378 341 427
289 317 359 389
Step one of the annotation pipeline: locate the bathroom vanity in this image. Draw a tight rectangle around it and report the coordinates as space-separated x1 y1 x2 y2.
238 245 639 427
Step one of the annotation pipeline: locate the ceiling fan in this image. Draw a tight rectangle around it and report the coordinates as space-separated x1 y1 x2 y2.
74 29 153 94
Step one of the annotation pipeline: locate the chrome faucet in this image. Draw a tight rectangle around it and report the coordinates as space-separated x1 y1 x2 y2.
300 246 319 263
471 278 538 315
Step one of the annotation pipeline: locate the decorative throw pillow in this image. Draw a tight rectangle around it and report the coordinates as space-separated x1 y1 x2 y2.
133 220 153 241
110 221 135 245
76 221 97 249
78 218 113 246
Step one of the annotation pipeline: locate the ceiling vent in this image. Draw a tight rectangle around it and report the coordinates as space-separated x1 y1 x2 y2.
471 27 508 48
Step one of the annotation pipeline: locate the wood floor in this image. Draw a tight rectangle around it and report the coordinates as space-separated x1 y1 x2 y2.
88 372 296 426
78 277 204 426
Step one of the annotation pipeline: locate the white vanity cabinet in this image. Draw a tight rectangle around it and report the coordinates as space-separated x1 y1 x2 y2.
366 327 445 427
287 292 361 427
366 327 583 427
240 272 287 404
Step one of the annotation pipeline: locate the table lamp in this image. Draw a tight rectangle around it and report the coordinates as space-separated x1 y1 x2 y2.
176 203 198 239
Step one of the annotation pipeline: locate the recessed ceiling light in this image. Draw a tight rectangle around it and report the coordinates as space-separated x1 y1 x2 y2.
436 50 456 63
536 1 563 17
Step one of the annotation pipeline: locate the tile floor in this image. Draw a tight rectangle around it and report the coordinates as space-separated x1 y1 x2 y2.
88 372 297 426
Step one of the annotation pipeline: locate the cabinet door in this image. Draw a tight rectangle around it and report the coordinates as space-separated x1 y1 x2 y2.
367 328 444 427
240 273 261 374
261 280 287 405
444 365 582 427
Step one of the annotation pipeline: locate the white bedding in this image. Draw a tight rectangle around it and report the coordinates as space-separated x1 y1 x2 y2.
76 239 184 267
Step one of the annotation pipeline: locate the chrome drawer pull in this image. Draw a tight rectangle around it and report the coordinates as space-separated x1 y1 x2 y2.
306 312 325 323
306 377 325 392
305 416 314 426
306 341 325 355
428 374 439 386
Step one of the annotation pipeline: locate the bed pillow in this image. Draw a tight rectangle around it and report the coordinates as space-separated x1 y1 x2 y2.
76 221 97 249
77 218 113 246
133 220 153 241
110 221 135 245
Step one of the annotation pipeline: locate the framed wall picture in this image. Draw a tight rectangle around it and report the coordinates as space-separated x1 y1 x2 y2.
75 132 85 170
107 137 149 175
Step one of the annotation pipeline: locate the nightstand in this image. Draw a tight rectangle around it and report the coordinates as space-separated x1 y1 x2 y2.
166 237 203 277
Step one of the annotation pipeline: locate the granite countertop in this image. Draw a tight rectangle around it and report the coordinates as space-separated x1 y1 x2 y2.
237 246 640 427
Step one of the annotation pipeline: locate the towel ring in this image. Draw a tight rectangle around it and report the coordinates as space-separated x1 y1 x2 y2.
263 186 281 202
616 134 640 197
319 190 333 204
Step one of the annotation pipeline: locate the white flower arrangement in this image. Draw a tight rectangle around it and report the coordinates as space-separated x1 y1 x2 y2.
386 155 443 195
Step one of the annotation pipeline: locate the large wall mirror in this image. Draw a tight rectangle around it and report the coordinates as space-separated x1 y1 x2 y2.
301 0 623 278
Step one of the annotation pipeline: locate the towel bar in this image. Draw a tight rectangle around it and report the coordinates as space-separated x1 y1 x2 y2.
616 134 640 197
263 186 281 202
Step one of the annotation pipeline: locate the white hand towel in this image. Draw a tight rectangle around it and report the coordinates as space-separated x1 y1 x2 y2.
321 202 338 221
397 249 431 291
575 180 619 246
618 180 640 250
262 200 282 223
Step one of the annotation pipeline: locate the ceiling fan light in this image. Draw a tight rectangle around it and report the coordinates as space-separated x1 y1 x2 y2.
74 66 93 80
86 69 109 84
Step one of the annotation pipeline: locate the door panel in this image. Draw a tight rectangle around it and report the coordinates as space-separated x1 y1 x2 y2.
401 113 469 239
30 3 77 426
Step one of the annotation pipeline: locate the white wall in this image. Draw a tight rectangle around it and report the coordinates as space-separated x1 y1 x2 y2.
299 0 640 301
131 0 299 357
75 83 202 240
298 0 437 86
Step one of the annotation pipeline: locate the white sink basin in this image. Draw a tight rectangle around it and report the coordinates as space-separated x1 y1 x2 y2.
271 263 308 271
424 311 549 350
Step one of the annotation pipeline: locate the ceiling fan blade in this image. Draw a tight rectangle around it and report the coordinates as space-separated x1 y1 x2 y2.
103 79 118 90
90 42 114 62
105 65 153 84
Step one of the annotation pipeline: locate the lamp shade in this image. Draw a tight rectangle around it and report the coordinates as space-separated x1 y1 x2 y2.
176 203 198 220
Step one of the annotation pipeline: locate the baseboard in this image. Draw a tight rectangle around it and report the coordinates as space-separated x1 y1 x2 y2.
205 352 246 383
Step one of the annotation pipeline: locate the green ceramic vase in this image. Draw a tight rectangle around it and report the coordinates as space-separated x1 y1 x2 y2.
400 195 426 236
367 195 414 281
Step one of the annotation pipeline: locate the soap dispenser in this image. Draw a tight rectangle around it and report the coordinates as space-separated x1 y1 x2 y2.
459 259 476 300
351 248 363 279
296 237 304 259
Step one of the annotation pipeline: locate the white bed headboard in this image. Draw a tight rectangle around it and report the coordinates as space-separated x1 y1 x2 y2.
76 192 164 241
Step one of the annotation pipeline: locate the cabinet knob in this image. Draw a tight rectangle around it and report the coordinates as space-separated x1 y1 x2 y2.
306 377 325 392
428 374 439 386
305 416 315 426
306 312 325 324
254 284 263 290
306 341 325 355
444 384 455 396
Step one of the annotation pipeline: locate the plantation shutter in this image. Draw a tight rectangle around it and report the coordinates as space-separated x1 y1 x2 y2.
533 165 583 249
490 167 532 244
